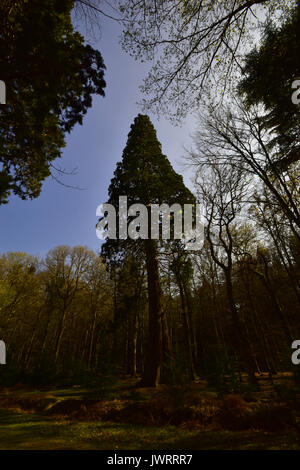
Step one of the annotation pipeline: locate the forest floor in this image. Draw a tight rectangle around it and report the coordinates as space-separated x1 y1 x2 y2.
0 374 300 450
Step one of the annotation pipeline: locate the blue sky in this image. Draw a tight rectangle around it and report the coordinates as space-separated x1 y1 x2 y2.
0 17 197 258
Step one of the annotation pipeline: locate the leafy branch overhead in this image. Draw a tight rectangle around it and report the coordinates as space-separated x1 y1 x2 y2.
117 0 295 119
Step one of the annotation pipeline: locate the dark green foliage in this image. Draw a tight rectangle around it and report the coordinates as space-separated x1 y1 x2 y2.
102 114 195 261
205 346 243 394
238 2 300 169
108 115 193 205
0 0 106 202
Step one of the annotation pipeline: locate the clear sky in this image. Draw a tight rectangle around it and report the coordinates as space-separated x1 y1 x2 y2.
0 16 197 258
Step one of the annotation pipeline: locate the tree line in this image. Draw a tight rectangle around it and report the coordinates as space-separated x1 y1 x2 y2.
0 221 298 387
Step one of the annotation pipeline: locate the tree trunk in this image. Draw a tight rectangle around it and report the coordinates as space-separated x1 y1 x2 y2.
126 309 138 376
178 281 198 381
54 309 67 361
141 238 163 387
224 269 257 383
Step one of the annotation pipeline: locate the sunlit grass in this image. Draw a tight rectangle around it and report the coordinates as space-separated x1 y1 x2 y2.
0 409 300 450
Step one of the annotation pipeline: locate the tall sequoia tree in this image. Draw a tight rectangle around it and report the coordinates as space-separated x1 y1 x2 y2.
101 114 195 386
0 0 106 204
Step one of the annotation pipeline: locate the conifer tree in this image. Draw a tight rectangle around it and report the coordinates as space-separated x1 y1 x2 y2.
0 0 106 203
101 114 195 386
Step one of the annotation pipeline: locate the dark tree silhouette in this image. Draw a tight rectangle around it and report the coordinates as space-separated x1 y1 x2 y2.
238 1 300 171
101 114 195 386
0 0 106 203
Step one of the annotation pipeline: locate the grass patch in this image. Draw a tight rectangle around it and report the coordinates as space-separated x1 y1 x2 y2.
0 409 300 450
0 378 300 450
